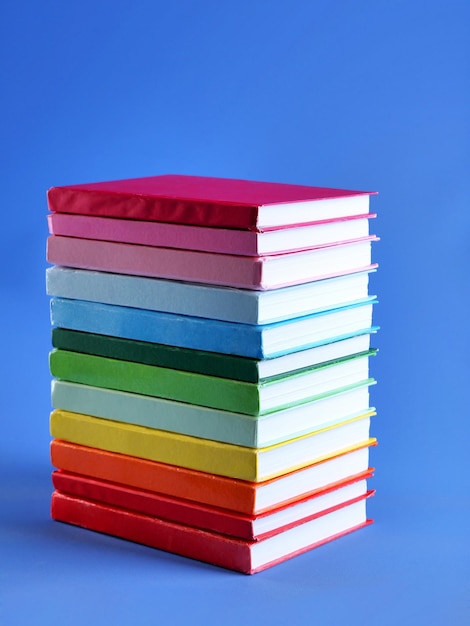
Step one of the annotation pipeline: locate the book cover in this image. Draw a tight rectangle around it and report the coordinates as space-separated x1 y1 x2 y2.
49 348 375 417
52 469 373 541
47 174 375 229
51 378 374 447
46 266 375 325
51 327 377 383
50 439 375 515
49 297 376 359
49 409 375 482
51 490 373 574
47 212 375 256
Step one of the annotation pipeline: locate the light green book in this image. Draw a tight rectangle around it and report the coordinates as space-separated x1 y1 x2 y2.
51 379 375 448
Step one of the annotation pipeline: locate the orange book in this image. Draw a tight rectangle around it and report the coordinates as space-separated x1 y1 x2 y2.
51 439 375 515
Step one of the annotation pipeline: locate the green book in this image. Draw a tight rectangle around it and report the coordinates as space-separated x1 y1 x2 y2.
51 327 376 384
52 328 259 382
49 348 375 416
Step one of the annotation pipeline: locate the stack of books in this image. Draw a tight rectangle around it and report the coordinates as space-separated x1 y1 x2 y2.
46 174 379 574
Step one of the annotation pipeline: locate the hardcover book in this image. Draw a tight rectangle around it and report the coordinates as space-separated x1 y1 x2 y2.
50 439 375 515
51 490 373 574
46 266 375 325
51 378 374 447
52 469 373 541
49 348 375 416
51 328 377 382
47 174 375 230
49 297 376 359
47 212 375 256
49 409 375 482
46 235 377 290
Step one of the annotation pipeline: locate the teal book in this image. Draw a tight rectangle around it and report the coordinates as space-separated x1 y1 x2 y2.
49 349 375 416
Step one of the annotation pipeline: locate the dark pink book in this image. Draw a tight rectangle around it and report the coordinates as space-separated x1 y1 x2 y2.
47 174 375 230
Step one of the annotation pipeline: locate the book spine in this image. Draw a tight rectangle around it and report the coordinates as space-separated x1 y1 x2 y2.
51 328 261 383
46 266 261 324
46 236 263 289
50 409 259 481
50 439 258 513
50 298 265 358
47 213 260 255
50 349 261 415
51 491 252 573
47 188 259 229
51 380 259 448
52 471 255 540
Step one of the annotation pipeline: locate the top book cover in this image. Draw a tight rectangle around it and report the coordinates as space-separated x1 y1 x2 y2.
47 174 376 230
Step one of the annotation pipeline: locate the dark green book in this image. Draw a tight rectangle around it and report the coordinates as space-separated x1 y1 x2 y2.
51 328 376 384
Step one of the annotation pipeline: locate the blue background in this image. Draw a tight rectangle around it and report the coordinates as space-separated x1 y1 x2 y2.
1 1 469 623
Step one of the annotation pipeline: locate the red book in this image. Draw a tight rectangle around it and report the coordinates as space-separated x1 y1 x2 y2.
52 469 374 541
51 491 373 574
47 174 375 230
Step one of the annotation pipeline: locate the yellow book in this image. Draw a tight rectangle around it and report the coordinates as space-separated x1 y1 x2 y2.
50 409 376 482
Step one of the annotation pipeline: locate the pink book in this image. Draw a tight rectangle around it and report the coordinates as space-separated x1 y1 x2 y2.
47 212 376 256
47 174 376 229
46 235 378 290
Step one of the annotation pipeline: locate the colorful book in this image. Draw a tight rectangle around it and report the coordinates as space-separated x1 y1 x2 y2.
52 470 373 540
51 328 377 382
51 490 372 574
47 174 375 229
47 212 375 256
46 266 375 325
46 235 377 290
49 409 375 482
49 349 374 416
51 379 374 447
50 298 376 359
50 439 375 515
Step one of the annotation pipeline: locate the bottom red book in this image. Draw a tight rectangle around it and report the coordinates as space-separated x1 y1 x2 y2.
51 490 373 574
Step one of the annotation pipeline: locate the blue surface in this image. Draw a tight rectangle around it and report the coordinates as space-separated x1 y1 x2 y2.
1 1 469 624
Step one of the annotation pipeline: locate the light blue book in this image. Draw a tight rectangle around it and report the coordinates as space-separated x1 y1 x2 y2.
50 297 377 359
46 266 375 325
